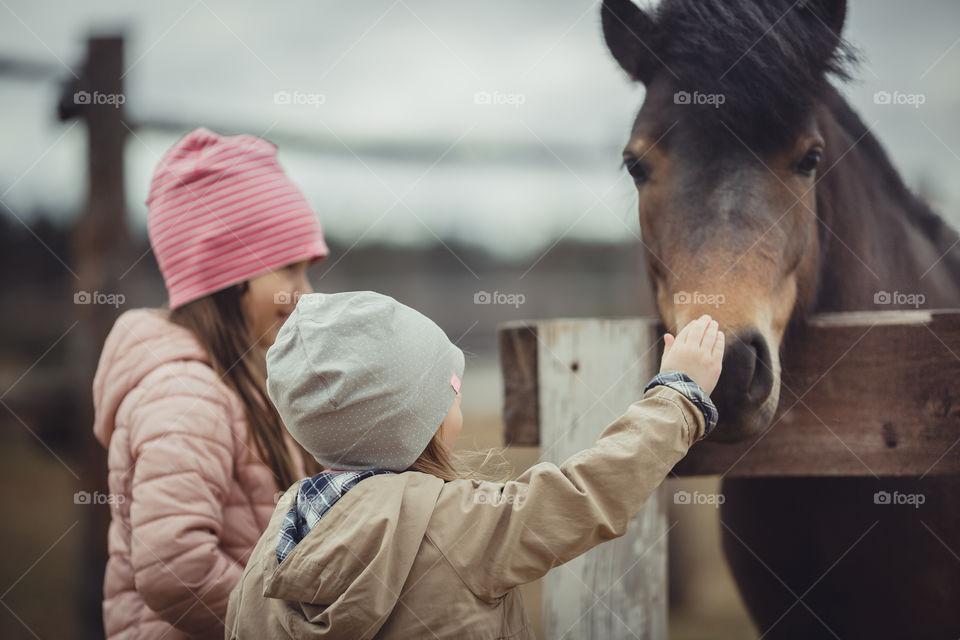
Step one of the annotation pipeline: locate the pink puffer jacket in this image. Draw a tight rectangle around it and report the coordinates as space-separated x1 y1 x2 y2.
92 308 305 639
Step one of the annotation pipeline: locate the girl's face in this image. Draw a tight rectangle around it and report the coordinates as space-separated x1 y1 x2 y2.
438 391 463 451
240 258 315 348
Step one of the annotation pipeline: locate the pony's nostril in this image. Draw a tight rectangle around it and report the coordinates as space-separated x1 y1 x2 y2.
712 328 776 424
744 331 773 404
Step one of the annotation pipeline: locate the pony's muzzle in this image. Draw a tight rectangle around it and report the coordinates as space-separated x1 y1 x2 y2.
709 327 776 441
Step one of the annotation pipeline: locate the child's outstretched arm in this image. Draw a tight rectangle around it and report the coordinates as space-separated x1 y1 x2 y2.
428 315 723 603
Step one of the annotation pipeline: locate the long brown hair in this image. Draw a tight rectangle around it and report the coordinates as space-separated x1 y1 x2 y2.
407 423 515 483
169 283 318 490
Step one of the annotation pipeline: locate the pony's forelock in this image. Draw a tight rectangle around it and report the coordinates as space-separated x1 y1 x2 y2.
648 0 858 152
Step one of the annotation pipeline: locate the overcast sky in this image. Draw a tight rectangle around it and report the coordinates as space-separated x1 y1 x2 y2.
2 0 959 258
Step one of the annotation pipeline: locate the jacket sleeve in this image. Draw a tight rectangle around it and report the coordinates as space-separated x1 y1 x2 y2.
428 383 706 602
126 362 244 639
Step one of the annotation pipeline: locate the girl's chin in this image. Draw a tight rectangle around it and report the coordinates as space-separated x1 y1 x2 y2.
257 324 282 349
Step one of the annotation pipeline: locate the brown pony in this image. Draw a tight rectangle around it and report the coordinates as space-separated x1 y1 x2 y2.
601 0 960 636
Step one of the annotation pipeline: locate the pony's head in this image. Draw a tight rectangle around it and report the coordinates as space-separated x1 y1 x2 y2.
602 0 855 440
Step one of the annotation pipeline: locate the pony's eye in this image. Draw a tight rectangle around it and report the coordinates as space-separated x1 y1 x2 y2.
648 259 665 280
794 149 822 176
622 156 650 184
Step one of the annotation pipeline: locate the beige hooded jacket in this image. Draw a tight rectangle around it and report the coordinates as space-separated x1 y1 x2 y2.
225 383 705 639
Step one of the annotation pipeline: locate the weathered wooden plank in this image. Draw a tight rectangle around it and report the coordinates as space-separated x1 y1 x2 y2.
536 318 667 640
677 308 960 476
498 310 960 477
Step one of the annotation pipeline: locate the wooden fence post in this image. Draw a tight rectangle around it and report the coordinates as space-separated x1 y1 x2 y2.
60 34 130 640
530 318 668 640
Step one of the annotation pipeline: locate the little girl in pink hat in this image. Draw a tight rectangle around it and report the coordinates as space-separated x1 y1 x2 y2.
92 127 329 639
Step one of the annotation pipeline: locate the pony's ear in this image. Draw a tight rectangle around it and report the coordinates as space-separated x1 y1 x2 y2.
601 0 659 84
799 0 847 45
797 0 850 77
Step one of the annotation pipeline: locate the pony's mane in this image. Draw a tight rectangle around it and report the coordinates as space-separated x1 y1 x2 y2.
825 89 960 265
651 0 857 152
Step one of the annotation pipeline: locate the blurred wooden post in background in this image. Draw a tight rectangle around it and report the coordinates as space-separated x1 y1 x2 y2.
59 35 131 640
499 309 960 639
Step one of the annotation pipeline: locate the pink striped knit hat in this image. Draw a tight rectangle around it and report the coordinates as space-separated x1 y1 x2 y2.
147 127 329 309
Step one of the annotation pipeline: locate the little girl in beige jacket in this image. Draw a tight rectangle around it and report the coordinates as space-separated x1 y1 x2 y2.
226 291 723 639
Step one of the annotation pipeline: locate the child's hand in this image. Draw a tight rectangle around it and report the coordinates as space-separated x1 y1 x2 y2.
659 314 724 396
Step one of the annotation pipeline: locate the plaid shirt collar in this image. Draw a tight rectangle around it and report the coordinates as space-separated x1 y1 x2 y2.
276 468 395 564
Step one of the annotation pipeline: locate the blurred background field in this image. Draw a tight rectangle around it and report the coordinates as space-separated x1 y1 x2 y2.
2 0 959 638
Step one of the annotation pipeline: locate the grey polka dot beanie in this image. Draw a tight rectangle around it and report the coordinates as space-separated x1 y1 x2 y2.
265 291 465 472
